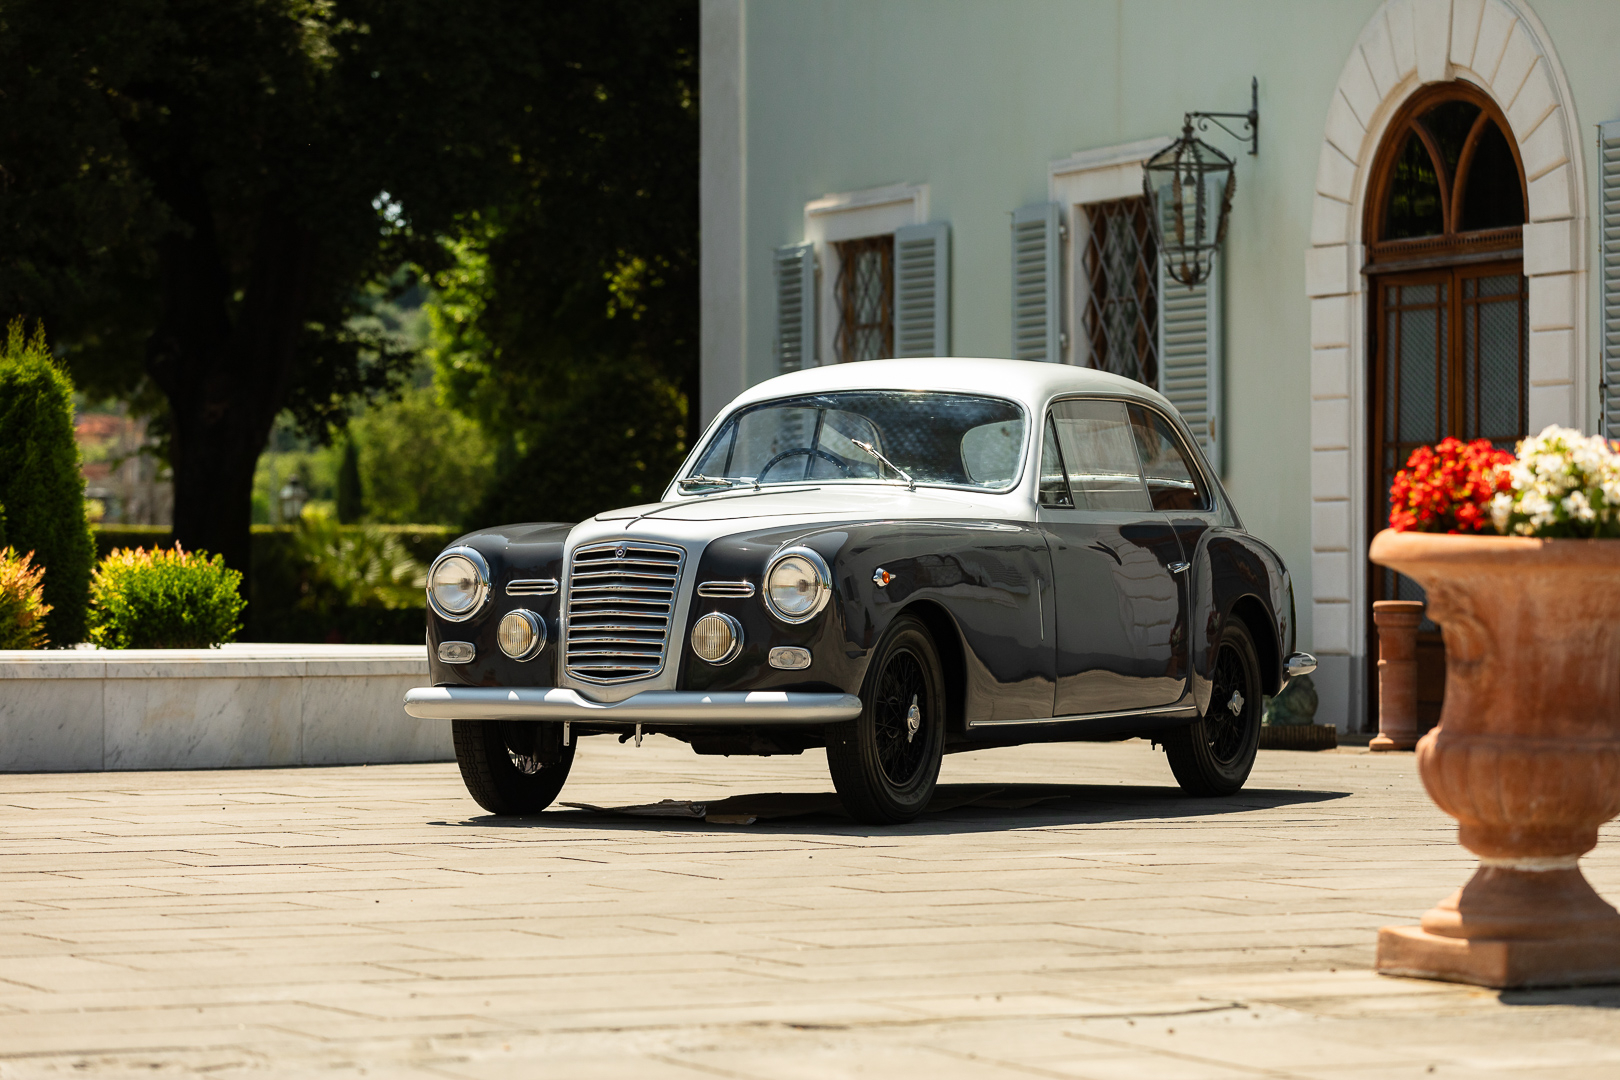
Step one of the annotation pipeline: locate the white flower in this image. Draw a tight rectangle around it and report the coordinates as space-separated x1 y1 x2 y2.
1565 490 1596 522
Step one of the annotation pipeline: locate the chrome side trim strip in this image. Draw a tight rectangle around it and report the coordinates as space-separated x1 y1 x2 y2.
696 580 756 598
403 686 862 726
967 703 1199 729
506 578 559 596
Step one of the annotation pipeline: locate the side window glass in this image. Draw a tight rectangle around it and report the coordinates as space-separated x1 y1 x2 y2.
1049 399 1150 512
1127 404 1210 512
1038 415 1072 507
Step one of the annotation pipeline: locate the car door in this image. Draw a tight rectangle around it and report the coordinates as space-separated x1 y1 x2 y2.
1038 398 1190 717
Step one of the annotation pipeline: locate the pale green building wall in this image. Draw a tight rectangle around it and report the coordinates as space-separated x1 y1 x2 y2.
703 0 1620 729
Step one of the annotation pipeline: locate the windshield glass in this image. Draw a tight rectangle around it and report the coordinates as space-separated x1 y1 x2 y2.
685 391 1026 491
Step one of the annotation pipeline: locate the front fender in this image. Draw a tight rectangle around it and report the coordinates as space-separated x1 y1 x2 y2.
681 520 1055 726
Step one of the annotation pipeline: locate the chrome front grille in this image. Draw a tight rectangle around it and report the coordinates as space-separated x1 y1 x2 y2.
564 541 685 683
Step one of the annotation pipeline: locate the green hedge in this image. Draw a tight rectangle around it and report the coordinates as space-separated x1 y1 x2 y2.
94 524 457 644
0 321 95 644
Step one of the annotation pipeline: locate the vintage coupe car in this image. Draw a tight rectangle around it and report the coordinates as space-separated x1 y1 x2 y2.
405 358 1314 824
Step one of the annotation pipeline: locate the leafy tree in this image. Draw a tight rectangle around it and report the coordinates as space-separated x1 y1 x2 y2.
349 384 494 525
0 321 95 643
0 0 697 574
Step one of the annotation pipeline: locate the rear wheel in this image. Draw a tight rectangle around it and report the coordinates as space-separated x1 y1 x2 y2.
826 615 946 825
452 720 575 815
1164 617 1263 796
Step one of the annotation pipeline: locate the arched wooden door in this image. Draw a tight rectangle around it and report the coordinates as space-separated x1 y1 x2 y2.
1365 84 1528 732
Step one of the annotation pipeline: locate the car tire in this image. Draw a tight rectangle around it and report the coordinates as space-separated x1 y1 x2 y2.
1164 616 1264 797
826 615 947 825
452 720 576 815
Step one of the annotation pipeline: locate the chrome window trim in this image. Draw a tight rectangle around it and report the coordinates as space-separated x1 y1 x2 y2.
506 578 559 596
691 612 745 664
497 609 547 661
426 547 492 622
762 546 833 624
696 580 756 598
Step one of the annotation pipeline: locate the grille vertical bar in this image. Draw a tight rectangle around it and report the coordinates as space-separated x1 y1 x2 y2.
564 541 685 683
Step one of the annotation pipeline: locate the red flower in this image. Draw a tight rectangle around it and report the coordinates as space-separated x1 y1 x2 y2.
1387 437 1512 534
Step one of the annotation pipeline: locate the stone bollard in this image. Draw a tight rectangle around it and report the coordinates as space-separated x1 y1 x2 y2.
1370 600 1425 751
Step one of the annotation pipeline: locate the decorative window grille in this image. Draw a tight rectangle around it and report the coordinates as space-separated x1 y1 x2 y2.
1081 198 1159 387
834 235 894 363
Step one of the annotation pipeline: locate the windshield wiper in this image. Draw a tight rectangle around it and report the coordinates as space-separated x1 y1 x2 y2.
677 474 746 492
852 440 915 491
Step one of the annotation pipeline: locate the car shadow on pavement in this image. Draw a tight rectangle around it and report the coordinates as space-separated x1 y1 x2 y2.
433 782 1351 835
1498 985 1620 1008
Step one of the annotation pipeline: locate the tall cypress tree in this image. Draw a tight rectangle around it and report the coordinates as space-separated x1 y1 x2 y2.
336 438 364 524
0 321 95 643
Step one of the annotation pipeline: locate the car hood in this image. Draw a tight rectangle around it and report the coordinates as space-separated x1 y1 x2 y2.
594 484 1016 525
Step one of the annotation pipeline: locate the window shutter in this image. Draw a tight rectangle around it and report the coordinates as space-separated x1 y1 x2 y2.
774 241 816 372
1601 121 1620 436
893 222 950 357
1011 203 1061 362
1157 252 1223 471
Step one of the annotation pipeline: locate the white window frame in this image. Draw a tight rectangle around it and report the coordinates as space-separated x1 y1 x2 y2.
1048 138 1171 367
803 182 929 366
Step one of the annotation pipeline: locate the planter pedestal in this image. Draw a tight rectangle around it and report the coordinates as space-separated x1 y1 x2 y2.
1370 600 1424 751
1368 531 1620 988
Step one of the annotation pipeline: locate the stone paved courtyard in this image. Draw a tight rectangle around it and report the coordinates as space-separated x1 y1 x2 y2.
2 738 1618 1078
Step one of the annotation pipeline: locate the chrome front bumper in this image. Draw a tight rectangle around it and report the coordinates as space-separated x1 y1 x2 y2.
402 686 863 726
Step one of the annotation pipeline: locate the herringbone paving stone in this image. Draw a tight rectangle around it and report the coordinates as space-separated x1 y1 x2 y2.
2 738 1618 1077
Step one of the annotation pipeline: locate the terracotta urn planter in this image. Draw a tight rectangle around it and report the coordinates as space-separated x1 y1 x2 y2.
1368 529 1620 987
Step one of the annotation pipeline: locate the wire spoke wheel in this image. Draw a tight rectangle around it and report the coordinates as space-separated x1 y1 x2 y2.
1164 616 1263 797
1203 641 1252 766
872 649 929 786
827 615 946 825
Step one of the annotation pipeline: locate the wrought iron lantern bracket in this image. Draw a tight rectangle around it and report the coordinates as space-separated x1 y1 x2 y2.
1183 76 1260 157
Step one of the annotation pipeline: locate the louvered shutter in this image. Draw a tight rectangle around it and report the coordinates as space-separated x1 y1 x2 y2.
1157 252 1223 471
774 241 816 372
1011 203 1061 362
1601 121 1620 436
893 223 950 356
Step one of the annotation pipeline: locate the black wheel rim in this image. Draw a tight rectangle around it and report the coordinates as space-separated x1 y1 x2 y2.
873 647 929 786
1203 641 1252 766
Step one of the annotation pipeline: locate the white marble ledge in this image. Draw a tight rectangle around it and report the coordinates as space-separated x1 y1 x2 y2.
0 643 427 681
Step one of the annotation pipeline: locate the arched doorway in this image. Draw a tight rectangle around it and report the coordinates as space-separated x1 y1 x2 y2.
1364 82 1528 731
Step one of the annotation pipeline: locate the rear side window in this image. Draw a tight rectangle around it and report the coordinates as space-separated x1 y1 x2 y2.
1046 399 1149 512
1126 404 1210 511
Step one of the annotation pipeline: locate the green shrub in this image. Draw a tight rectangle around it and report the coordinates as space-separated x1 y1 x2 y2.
91 523 451 644
291 511 424 611
0 320 95 644
0 547 52 649
88 545 247 649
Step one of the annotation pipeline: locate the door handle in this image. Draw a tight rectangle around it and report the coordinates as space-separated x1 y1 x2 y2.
1169 561 1191 574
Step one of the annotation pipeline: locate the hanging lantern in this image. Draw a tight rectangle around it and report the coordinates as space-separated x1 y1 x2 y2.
1143 77 1259 289
1143 125 1236 288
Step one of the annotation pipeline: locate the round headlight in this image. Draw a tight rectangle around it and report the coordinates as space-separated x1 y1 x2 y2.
498 609 545 660
691 612 743 663
764 548 831 623
427 548 490 621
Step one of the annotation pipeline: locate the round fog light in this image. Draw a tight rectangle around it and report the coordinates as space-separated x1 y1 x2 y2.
691 612 743 664
497 609 545 660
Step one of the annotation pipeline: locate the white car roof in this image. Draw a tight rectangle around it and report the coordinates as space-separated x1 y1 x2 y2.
723 357 1174 415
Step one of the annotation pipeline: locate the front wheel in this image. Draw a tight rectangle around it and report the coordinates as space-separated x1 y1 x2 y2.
452 720 575 815
826 615 946 825
1164 617 1263 797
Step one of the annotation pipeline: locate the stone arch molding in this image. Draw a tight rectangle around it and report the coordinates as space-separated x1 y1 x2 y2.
1304 0 1585 728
